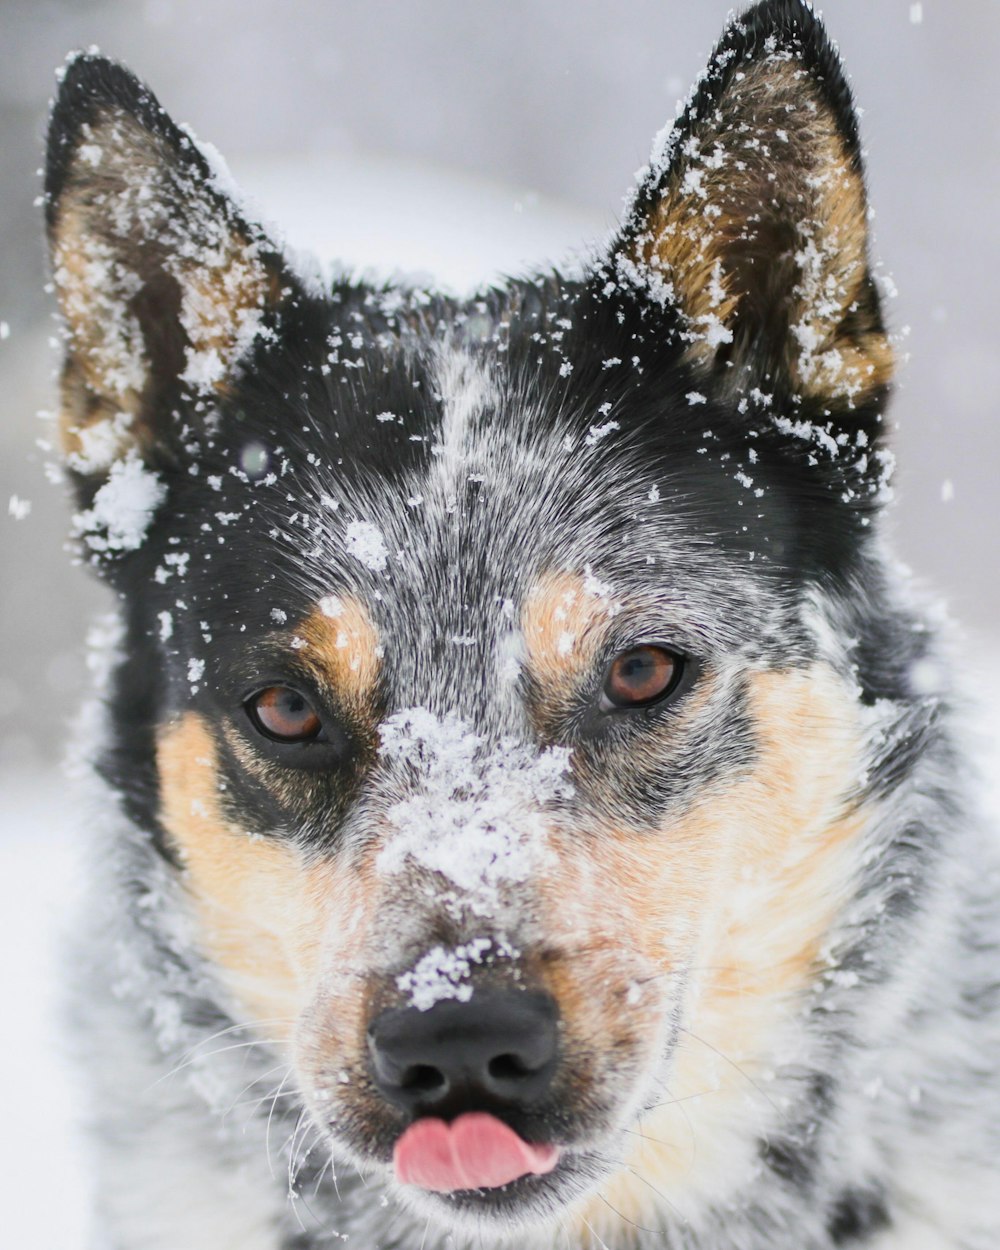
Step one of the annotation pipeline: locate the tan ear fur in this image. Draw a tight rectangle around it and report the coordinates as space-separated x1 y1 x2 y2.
49 107 282 475
622 53 893 407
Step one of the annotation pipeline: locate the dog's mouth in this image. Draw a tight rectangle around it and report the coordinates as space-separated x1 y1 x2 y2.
392 1112 561 1194
387 1110 597 1223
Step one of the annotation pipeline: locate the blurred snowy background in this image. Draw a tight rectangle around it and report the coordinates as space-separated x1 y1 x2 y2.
1 0 998 1243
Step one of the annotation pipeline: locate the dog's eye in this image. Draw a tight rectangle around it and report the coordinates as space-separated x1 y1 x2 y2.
246 686 323 742
602 646 682 710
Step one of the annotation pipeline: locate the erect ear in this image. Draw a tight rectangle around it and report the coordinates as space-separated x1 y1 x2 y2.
607 0 893 413
45 53 296 494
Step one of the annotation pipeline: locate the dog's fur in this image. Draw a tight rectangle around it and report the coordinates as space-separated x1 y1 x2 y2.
44 2 1000 1247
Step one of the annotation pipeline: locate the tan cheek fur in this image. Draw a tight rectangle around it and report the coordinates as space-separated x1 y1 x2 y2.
157 713 334 1039
155 598 380 1062
556 663 872 1236
293 853 387 1094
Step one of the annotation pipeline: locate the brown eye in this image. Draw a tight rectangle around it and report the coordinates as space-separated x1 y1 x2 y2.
247 686 323 742
603 646 681 709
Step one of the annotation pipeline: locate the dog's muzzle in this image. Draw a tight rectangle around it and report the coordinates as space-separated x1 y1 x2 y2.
367 989 561 1191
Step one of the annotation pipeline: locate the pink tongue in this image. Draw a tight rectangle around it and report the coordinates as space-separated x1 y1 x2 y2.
393 1113 560 1192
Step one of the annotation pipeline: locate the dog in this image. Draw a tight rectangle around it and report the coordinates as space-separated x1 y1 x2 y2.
44 1 1000 1247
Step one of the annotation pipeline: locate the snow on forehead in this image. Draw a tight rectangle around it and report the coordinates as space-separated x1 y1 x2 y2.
376 707 572 916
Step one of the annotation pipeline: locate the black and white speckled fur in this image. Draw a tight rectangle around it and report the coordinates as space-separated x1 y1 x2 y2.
45 2 1000 1248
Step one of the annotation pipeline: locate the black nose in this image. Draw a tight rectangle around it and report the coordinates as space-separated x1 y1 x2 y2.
367 990 559 1117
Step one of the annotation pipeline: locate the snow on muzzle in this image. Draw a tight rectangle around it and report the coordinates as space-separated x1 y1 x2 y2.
374 707 573 917
369 710 572 1189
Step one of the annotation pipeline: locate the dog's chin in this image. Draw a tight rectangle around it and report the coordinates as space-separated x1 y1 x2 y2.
389 1149 607 1234
310 1079 636 1234
317 1108 616 1236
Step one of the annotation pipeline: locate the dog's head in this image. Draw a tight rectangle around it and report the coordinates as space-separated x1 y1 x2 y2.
45 0 914 1237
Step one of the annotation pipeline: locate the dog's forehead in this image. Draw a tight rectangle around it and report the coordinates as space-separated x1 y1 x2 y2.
248 331 780 715
288 348 587 711
173 285 798 728
298 345 577 561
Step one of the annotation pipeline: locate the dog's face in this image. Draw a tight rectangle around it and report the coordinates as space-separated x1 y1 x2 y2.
46 1 902 1237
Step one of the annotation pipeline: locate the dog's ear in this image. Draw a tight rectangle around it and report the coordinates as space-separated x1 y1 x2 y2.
605 0 892 415
45 53 295 507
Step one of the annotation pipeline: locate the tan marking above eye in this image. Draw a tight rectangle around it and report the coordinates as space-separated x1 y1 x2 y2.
290 595 381 720
521 571 611 686
523 572 691 724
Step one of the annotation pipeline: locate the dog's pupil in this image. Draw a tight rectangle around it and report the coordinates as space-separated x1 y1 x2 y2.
277 690 311 727
623 655 651 681
622 651 658 690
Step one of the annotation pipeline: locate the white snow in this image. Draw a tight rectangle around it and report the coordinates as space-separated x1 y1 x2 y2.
72 450 167 553
239 441 270 478
344 519 389 573
65 414 135 475
582 564 612 599
396 938 493 1011
557 630 576 656
176 246 268 393
584 419 620 447
318 594 344 618
375 707 572 915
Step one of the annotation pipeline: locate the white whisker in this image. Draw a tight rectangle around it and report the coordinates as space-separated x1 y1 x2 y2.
264 1069 296 1180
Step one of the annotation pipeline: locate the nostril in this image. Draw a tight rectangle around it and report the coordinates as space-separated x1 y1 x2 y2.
488 1053 532 1082
401 1063 446 1094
